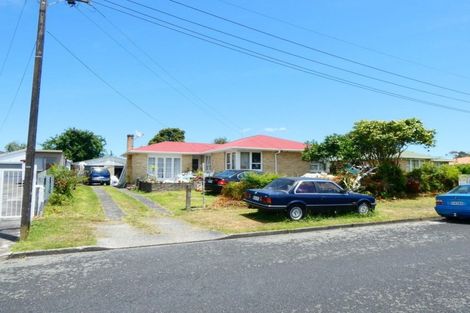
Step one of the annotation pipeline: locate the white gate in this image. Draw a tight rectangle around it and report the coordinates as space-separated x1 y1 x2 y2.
0 169 23 218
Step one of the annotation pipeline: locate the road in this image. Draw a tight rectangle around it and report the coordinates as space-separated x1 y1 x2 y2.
1 220 470 313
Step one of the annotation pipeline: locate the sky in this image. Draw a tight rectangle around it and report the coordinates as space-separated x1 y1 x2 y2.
1 0 470 158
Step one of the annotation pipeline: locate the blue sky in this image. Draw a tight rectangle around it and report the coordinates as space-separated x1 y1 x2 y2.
1 0 470 157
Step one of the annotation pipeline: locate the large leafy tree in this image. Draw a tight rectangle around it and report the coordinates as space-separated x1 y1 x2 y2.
303 118 435 167
449 151 470 158
42 128 106 162
4 141 26 152
213 137 228 144
148 128 185 145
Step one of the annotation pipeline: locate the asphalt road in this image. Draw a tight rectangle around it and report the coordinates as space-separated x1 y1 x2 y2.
1 220 470 313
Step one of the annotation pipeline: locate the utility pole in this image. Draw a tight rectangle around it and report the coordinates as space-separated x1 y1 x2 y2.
20 0 48 240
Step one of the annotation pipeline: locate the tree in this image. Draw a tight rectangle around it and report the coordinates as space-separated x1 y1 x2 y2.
4 141 26 152
349 118 435 166
449 151 470 158
42 128 106 162
302 134 359 165
213 137 228 144
148 128 185 145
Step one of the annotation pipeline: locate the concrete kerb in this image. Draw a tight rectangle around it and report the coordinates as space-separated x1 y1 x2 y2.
4 217 444 260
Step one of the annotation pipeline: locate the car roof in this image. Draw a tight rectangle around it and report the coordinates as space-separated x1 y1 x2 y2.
279 177 332 182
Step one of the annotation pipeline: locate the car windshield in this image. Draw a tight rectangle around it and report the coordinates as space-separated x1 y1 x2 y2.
92 168 109 174
214 170 239 178
448 185 470 194
264 178 296 191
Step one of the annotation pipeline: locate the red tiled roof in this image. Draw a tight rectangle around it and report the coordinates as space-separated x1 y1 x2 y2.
132 142 219 154
207 135 306 152
130 135 306 154
452 157 470 164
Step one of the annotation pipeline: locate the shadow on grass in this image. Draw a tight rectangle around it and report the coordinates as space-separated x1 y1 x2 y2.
242 209 375 224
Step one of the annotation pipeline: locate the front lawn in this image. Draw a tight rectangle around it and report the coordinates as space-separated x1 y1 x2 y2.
12 185 105 252
141 191 438 234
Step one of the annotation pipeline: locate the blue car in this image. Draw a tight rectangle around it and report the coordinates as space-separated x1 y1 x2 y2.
244 177 376 220
435 184 470 219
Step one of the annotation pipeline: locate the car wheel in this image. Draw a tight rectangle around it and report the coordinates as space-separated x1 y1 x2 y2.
357 202 371 215
287 205 305 221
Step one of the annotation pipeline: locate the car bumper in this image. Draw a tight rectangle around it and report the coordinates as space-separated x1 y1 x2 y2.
435 206 470 218
205 185 222 193
89 177 110 183
244 199 286 210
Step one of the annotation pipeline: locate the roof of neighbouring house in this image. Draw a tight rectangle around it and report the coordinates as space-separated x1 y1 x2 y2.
400 151 451 162
131 142 220 154
451 156 470 164
72 156 126 166
128 135 307 155
0 149 64 164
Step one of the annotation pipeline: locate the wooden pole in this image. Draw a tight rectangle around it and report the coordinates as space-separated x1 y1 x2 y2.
185 183 191 210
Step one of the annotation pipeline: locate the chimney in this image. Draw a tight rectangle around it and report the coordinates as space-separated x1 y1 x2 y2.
127 134 134 151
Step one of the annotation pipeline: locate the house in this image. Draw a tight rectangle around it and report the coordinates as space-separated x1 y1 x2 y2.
0 149 69 171
72 155 126 177
398 151 452 172
125 135 323 183
451 156 470 165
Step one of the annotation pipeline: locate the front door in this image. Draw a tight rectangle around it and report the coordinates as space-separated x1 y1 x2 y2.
192 158 199 171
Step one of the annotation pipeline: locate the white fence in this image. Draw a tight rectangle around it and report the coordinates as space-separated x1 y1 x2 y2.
0 168 54 219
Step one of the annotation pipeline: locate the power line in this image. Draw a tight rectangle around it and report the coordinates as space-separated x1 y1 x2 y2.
46 30 167 126
0 45 35 134
93 1 470 114
167 0 470 97
0 0 28 76
80 5 244 134
109 0 470 105
216 0 470 81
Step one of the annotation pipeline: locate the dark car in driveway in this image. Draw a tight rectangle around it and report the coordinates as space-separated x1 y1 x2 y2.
204 170 261 193
244 177 376 220
88 167 111 185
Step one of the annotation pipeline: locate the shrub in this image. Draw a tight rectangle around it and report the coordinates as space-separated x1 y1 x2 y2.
47 165 80 204
221 172 280 200
363 163 406 197
408 163 459 193
456 164 470 174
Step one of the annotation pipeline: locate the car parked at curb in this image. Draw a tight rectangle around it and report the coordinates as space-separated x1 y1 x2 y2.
435 184 470 219
244 177 376 220
204 170 261 193
87 167 111 185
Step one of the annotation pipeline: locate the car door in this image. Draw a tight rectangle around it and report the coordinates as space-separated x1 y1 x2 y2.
293 181 322 212
314 181 355 212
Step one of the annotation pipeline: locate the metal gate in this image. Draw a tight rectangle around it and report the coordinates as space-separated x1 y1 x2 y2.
0 169 23 218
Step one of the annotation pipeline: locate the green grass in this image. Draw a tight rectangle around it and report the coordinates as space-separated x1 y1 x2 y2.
140 191 438 234
141 190 218 216
104 187 159 234
12 185 105 252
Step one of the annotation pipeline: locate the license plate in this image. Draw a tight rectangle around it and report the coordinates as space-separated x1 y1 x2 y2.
207 179 213 183
451 201 465 206
252 195 260 201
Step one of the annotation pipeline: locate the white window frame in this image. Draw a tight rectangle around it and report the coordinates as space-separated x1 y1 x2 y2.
250 152 262 171
226 152 236 170
148 154 182 180
204 155 212 172
226 151 262 171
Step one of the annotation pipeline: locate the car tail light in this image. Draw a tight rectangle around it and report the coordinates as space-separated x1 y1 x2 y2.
217 179 227 186
261 196 272 204
436 199 443 205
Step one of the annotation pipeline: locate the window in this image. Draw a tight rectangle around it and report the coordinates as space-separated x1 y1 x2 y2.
173 158 181 178
315 181 342 193
165 158 172 178
408 159 423 171
147 157 156 176
251 152 261 170
240 152 250 170
204 155 212 171
226 152 236 170
310 162 324 173
295 181 316 194
157 158 164 178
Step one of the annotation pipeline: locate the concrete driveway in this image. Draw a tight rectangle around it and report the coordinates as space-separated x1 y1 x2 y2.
0 218 19 258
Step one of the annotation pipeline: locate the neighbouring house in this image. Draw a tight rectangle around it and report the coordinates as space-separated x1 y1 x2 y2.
398 151 452 172
451 156 470 165
0 149 70 171
125 134 326 183
72 156 126 177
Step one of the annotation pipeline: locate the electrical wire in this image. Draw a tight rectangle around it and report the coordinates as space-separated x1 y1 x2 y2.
167 0 470 97
46 30 167 126
0 45 35 134
216 0 470 81
101 0 470 105
93 1 470 114
0 0 28 76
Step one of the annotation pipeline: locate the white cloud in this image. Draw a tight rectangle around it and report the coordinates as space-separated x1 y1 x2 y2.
264 127 287 133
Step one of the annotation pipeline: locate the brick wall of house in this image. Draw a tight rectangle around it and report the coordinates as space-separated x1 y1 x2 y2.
182 155 192 172
211 152 225 172
277 151 310 176
262 152 275 172
129 153 147 182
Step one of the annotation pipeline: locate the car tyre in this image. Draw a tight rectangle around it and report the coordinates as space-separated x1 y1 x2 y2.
357 202 371 215
287 204 305 221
